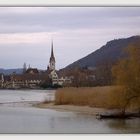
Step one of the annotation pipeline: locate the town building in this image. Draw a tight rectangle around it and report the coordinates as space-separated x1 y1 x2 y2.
0 41 71 89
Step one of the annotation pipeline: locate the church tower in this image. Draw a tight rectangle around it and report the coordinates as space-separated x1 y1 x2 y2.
49 40 56 71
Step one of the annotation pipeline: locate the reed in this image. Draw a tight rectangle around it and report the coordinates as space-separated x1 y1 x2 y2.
55 86 140 109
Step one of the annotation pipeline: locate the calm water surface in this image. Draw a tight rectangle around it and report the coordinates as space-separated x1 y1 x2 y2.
0 89 139 134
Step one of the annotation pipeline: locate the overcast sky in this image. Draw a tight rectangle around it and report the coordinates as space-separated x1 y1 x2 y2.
0 7 140 70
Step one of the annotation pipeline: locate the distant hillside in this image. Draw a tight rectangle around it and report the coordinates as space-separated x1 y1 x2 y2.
0 68 45 75
64 36 140 70
0 68 23 75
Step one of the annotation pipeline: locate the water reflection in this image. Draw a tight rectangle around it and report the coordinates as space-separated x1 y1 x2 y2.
106 118 140 133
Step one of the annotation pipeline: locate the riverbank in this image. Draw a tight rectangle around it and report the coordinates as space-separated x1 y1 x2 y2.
35 86 140 117
35 102 121 115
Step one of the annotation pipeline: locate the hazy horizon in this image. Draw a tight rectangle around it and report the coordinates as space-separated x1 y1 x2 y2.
0 7 140 70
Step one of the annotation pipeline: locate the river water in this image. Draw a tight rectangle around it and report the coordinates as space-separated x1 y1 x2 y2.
0 89 139 134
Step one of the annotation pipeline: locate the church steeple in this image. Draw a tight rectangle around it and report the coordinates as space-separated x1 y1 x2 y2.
49 40 56 71
50 40 55 63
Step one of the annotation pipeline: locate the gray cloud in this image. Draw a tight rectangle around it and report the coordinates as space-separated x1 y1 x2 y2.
0 7 140 33
0 7 140 69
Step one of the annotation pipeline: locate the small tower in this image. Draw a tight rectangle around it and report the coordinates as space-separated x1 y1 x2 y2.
49 40 56 71
23 62 27 74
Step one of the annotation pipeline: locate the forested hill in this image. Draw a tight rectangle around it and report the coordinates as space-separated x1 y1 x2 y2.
64 36 140 70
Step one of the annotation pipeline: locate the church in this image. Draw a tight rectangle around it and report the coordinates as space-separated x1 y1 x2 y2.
0 41 71 89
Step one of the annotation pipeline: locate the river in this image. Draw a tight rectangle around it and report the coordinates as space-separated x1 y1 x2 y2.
0 89 139 134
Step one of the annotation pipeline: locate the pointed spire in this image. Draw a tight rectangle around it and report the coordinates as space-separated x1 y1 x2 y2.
51 40 54 58
49 38 56 71
50 39 55 62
